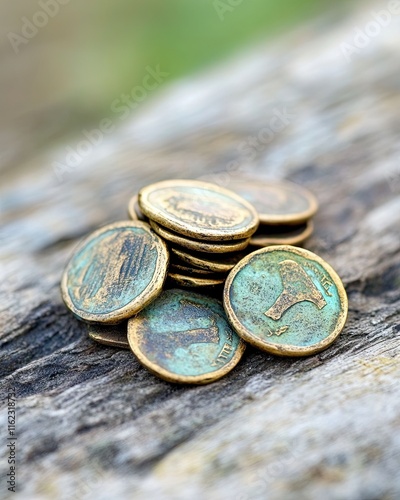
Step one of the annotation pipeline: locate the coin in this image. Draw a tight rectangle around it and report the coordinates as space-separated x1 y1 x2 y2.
170 263 221 276
249 221 314 248
87 323 129 349
127 289 246 384
150 220 250 253
228 178 318 225
128 195 148 221
138 179 259 241
168 272 225 288
61 221 169 323
224 246 347 356
171 246 244 273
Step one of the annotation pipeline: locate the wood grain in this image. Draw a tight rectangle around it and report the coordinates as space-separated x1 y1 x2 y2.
1 5 400 499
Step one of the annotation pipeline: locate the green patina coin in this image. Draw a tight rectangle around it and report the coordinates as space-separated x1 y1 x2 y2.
127 289 246 384
138 179 259 241
87 323 129 349
224 246 347 356
61 221 169 324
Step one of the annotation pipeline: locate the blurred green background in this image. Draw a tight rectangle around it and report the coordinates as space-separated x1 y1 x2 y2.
0 0 350 176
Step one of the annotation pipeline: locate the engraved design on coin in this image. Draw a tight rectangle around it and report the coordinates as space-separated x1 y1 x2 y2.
265 260 327 321
70 230 152 308
223 246 348 356
139 180 259 240
128 289 245 383
164 193 240 228
61 221 169 323
150 299 220 358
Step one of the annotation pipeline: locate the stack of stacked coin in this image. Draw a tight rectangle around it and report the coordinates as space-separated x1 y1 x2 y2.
227 178 318 248
61 178 348 385
128 180 259 289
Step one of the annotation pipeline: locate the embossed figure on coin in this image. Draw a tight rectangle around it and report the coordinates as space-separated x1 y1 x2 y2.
61 221 169 323
138 180 259 241
128 289 245 384
223 246 348 356
164 193 241 228
71 230 151 307
150 299 220 362
265 260 327 320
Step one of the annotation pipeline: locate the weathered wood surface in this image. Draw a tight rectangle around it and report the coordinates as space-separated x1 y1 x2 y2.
1 5 400 500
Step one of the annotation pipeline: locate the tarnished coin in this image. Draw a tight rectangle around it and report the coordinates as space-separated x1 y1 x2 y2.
87 323 129 349
168 272 225 288
171 247 244 273
249 221 314 248
150 220 250 253
138 179 259 241
170 263 221 276
128 289 246 384
128 195 148 221
224 246 347 356
61 221 169 324
228 178 318 225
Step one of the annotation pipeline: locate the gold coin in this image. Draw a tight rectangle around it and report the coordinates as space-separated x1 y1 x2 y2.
171 246 244 273
228 178 318 225
128 289 246 384
249 221 314 248
128 195 147 221
168 272 225 288
61 221 169 324
149 219 250 253
87 323 129 349
224 245 348 356
138 179 259 241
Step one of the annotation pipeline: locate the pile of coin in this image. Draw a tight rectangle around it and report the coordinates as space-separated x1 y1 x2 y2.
61 178 348 385
129 180 259 289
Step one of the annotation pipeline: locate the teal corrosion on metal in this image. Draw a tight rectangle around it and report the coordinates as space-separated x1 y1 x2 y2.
61 221 169 324
127 289 246 384
224 245 348 356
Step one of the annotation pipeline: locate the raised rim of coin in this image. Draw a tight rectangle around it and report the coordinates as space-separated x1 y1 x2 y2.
87 323 130 349
223 245 348 356
127 289 246 384
128 194 147 221
150 220 250 253
168 272 225 288
138 179 259 241
228 178 318 225
249 220 314 248
171 246 242 273
170 263 221 276
61 220 169 324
